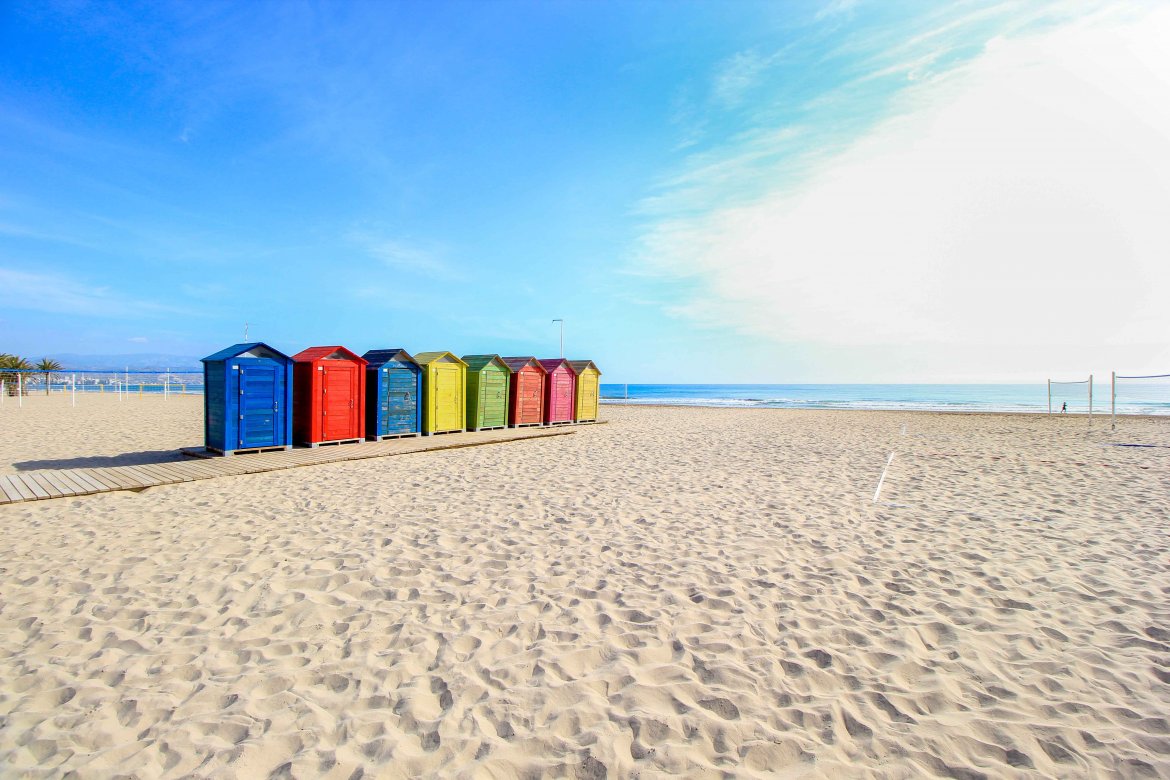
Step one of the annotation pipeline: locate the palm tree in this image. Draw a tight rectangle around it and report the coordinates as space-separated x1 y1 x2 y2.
36 357 64 395
0 354 32 395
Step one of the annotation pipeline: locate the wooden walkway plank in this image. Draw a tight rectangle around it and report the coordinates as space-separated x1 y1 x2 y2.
16 475 50 500
164 460 221 479
0 426 585 506
37 471 76 497
26 473 64 499
37 471 76 495
114 465 164 486
49 470 94 495
9 475 40 501
134 462 189 483
0 476 25 503
131 464 184 485
87 468 146 491
59 469 110 494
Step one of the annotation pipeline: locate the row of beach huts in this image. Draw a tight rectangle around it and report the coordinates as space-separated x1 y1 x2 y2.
201 342 602 455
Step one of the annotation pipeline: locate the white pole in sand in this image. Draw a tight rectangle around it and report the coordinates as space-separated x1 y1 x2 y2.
872 453 894 503
17 372 22 408
72 373 76 407
1 379 5 405
1111 370 1116 431
1088 374 1093 420
1047 379 1051 415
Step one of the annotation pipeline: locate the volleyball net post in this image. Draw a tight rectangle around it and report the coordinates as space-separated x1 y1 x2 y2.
1111 371 1170 430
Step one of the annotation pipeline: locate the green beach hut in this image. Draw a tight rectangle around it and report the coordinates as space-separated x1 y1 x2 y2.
414 352 468 435
462 354 512 431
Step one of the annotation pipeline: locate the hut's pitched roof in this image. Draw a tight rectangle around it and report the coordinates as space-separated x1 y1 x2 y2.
291 346 367 365
500 357 545 374
413 351 469 367
538 358 570 373
462 354 510 373
568 360 602 376
202 342 291 363
362 348 417 368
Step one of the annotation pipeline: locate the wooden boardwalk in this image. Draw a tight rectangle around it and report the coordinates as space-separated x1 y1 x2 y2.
0 426 577 506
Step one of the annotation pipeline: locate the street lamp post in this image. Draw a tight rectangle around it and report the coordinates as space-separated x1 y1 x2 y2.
552 319 564 358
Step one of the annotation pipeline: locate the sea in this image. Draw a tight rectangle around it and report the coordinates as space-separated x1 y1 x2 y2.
599 383 1170 416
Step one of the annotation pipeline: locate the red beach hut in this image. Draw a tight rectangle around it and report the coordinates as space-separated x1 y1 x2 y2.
501 357 546 427
292 346 368 446
538 358 576 425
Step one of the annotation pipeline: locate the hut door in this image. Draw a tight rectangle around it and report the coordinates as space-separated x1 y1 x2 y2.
322 363 357 440
433 365 461 431
238 365 279 448
554 372 572 418
482 371 507 426
579 373 598 419
521 373 541 421
384 368 416 433
519 371 540 420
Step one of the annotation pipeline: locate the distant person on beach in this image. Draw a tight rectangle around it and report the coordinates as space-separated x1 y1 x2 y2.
1061 401 1067 413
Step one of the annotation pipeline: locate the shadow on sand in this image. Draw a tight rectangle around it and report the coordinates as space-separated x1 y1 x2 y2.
13 450 186 470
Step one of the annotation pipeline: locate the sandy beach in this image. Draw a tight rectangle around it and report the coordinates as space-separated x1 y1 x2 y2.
1 395 1168 778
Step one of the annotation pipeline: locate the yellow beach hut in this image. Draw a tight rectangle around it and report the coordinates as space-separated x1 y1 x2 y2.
414 352 468 435
568 360 602 423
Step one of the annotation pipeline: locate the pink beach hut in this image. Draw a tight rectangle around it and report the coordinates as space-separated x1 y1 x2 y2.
538 358 576 425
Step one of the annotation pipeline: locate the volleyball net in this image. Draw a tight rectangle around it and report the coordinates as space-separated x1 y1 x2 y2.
1047 376 1093 415
0 369 204 403
1111 372 1170 427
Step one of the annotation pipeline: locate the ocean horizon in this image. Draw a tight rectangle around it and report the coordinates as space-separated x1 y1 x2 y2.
600 383 1170 416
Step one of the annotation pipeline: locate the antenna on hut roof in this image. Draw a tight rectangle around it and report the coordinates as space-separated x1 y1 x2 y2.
243 322 249 341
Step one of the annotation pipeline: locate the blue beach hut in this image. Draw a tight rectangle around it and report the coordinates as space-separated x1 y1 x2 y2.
362 348 423 440
201 342 294 455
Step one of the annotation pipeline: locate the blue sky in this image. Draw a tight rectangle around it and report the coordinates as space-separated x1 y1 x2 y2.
2 1 1168 381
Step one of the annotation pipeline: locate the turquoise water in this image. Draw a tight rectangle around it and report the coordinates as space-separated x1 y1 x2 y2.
599 383 1170 416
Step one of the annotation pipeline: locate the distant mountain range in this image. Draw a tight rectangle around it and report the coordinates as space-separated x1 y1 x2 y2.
45 353 204 372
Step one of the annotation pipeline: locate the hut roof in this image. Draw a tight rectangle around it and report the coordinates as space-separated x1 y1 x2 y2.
413 351 469 367
500 357 546 374
363 348 417 367
462 354 510 372
292 345 367 365
568 360 602 376
538 358 570 373
202 342 290 363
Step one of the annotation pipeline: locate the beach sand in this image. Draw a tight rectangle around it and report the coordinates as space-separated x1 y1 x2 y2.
1 395 1169 777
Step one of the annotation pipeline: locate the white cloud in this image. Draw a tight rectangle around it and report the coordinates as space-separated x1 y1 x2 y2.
129 336 149 343
347 231 459 280
711 50 771 108
0 267 180 318
638 8 1170 379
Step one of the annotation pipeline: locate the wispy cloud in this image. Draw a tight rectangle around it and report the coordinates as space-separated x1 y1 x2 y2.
347 230 460 280
0 267 186 318
711 50 773 108
635 4 1170 377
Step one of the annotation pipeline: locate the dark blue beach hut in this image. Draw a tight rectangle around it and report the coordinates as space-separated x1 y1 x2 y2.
362 348 423 440
201 342 294 455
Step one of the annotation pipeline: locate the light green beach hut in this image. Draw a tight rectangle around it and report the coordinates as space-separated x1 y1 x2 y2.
462 354 511 431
